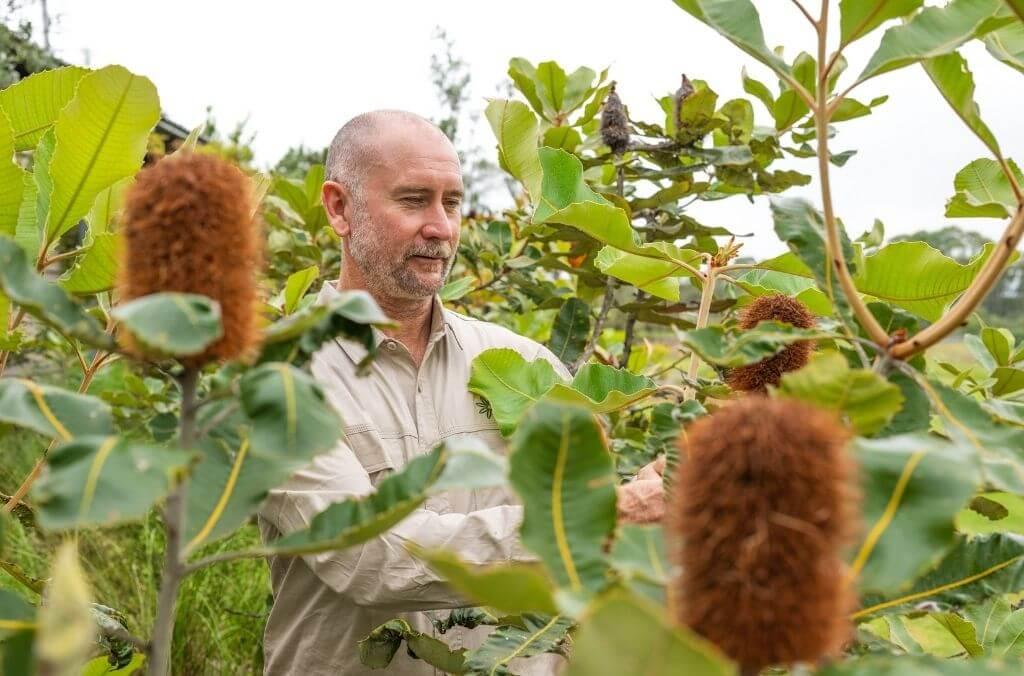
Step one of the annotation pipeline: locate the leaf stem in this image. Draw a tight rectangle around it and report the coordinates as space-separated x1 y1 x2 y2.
148 367 199 676
814 0 890 349
890 206 1024 359
790 0 818 28
683 266 716 400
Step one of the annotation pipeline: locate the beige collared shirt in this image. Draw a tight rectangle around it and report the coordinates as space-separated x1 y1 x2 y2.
258 280 571 676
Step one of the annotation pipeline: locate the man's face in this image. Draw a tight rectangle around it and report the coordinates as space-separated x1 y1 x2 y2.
345 126 463 299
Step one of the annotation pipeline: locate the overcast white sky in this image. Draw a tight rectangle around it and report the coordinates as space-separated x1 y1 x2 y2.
12 0 1023 258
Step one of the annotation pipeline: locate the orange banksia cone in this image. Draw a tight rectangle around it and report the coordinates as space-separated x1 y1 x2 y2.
668 397 859 673
117 152 263 366
727 293 816 394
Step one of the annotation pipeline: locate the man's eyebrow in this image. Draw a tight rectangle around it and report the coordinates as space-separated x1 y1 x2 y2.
390 186 464 199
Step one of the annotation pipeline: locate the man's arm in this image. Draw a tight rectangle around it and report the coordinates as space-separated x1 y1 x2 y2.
261 439 530 613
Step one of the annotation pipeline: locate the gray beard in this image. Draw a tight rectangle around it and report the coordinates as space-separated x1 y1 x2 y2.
347 211 455 299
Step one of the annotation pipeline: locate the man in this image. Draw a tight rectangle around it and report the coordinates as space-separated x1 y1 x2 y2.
258 110 665 675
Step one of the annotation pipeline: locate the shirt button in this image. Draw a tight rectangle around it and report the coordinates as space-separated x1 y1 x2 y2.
385 341 397 351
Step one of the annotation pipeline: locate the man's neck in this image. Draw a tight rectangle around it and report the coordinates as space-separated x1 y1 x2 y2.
336 273 434 365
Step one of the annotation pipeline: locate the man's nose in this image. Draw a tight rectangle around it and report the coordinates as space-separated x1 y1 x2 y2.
420 202 457 240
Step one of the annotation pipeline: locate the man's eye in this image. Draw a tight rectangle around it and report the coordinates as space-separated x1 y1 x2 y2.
444 200 461 211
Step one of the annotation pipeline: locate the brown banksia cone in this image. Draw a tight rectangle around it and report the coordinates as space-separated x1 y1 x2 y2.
726 293 816 394
668 397 859 673
673 74 695 133
600 83 630 155
118 151 263 367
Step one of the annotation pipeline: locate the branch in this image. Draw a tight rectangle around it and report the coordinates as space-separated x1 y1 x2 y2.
790 0 818 27
148 367 199 676
813 2 890 349
621 290 647 367
891 206 1024 359
572 277 617 373
683 268 716 400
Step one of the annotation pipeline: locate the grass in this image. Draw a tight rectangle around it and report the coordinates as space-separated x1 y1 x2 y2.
1 425 271 675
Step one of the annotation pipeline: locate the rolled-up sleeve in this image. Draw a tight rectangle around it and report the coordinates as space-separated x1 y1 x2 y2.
260 440 529 612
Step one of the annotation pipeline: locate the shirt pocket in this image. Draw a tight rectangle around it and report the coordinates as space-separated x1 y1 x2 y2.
342 424 406 487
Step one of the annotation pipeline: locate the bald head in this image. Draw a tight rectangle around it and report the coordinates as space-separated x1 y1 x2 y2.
325 110 456 198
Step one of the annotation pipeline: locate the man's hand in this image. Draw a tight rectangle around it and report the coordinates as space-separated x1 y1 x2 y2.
616 455 667 525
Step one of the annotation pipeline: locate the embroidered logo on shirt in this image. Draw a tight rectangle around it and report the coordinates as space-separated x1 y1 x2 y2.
475 396 493 419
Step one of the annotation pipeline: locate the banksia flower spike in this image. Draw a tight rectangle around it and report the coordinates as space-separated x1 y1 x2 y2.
117 152 263 366
726 293 816 394
668 397 859 674
600 83 630 155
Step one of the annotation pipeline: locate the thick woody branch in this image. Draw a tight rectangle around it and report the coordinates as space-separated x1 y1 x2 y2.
891 207 1024 359
814 1 889 349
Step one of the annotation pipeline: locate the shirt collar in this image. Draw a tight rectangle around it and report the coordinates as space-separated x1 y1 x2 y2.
315 280 453 364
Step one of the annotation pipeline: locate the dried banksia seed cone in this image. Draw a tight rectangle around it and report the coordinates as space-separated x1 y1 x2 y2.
673 74 695 133
726 293 816 394
118 152 263 366
669 397 859 673
600 83 630 155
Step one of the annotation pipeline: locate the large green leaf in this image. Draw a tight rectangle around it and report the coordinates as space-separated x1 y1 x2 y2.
771 197 857 320
857 534 1024 619
32 436 192 530
58 232 122 295
736 268 833 316
670 0 789 78
0 590 36 637
924 380 1024 493
85 176 132 239
547 298 589 365
594 246 701 301
256 441 505 557
112 292 223 357
463 614 574 675
258 289 392 367
821 654 1019 674
281 265 318 315
856 0 1005 84
839 0 925 46
945 158 1023 219
850 433 979 596
985 21 1024 73
776 351 904 435
0 109 26 234
485 99 542 201
0 378 113 441
922 52 1001 157
567 592 735 676
855 241 1006 322
42 65 159 244
680 321 823 368
532 149 703 271
544 364 657 414
411 548 558 616
0 66 89 151
181 366 341 553
359 618 466 673
609 525 670 602
13 164 40 256
237 362 341 461
509 403 616 594
0 236 113 348
468 348 564 436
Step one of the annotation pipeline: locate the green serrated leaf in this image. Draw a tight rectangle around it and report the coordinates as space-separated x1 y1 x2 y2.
509 403 616 594
0 378 113 441
32 436 192 530
776 351 904 435
850 433 979 596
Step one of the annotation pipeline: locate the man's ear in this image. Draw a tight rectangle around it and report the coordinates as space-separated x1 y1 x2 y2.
322 180 353 238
